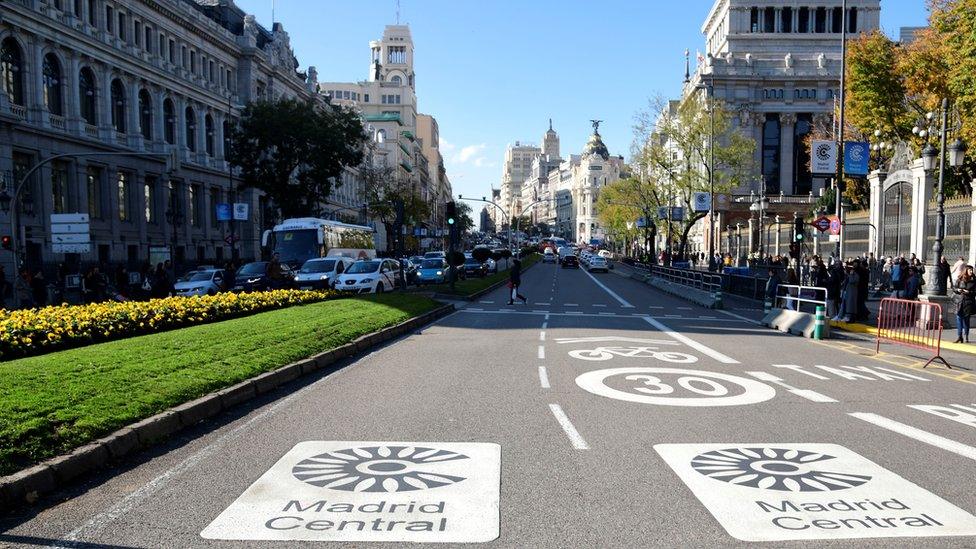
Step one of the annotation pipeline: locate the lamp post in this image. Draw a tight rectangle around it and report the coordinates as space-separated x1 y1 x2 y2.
749 177 770 258
165 190 185 275
735 222 742 266
920 98 967 295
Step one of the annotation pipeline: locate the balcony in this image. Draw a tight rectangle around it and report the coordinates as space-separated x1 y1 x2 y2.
84 124 99 138
49 114 66 130
10 104 27 119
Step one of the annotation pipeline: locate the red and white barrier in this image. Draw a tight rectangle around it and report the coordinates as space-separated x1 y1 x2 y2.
875 298 951 369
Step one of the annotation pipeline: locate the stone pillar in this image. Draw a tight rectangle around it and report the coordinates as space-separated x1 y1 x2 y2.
969 193 976 266
909 159 934 263
128 76 142 149
30 37 46 125
748 217 757 254
779 113 796 195
100 65 114 139
750 112 765 190
774 215 782 255
66 54 82 132
153 87 165 145
867 169 885 257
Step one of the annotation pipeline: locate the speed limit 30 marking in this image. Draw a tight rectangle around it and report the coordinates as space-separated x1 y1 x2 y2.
575 367 776 407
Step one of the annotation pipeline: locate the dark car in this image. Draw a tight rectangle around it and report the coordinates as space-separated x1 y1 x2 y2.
232 261 295 292
561 255 580 269
462 257 488 278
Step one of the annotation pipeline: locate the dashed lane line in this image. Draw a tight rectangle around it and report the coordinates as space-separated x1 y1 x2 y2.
538 345 546 359
850 412 976 461
539 331 546 341
548 404 589 450
746 371 838 403
538 366 551 389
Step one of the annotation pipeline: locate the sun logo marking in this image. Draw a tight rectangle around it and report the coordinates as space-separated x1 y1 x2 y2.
292 445 469 492
690 447 872 492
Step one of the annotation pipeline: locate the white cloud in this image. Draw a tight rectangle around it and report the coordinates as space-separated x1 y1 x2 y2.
454 143 486 164
440 137 456 153
473 157 496 168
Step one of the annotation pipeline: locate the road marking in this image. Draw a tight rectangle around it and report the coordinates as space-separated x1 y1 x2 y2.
534 302 547 305
544 313 550 321
541 321 548 329
648 306 664 309
716 309 762 324
466 307 484 311
538 345 546 359
642 316 740 364
577 367 774 407
479 300 494 304
532 309 548 313
566 311 583 315
849 412 976 461
813 339 976 387
538 366 551 389
556 336 678 346
599 312 616 316
539 331 546 341
548 404 589 450
456 310 746 322
698 315 716 319
677 307 693 310
745 371 838 403
582 268 635 308
664 315 682 318
565 303 579 306
593 304 606 308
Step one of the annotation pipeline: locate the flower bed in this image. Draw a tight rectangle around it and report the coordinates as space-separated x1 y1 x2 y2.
0 289 332 360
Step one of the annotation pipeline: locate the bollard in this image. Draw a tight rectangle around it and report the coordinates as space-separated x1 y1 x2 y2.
713 290 723 310
764 298 772 314
814 305 826 340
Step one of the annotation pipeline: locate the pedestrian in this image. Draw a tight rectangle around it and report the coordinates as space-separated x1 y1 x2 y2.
15 269 33 309
30 269 47 307
152 263 168 299
765 267 782 308
834 262 859 323
891 258 904 297
825 263 843 319
953 266 975 343
784 267 800 310
0 265 9 309
904 267 922 300
507 258 527 305
855 259 870 321
951 256 967 285
115 265 130 299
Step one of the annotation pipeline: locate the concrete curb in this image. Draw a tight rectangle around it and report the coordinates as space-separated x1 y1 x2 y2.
761 307 832 339
832 319 976 355
0 303 455 511
432 256 539 302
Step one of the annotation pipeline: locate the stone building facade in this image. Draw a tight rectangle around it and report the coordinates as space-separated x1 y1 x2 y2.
0 0 321 277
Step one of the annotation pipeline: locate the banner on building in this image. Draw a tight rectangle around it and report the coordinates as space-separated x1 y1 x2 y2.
216 203 232 222
692 192 711 212
844 141 870 176
811 140 838 174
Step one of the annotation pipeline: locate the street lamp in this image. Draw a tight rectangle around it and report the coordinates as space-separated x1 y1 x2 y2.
749 183 770 258
694 75 716 271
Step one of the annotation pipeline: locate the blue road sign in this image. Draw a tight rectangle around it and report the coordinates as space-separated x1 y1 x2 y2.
844 141 870 176
216 203 232 221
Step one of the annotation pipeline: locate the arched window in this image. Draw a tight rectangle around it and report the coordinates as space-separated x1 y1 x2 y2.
43 54 63 115
79 67 97 124
185 106 196 151
0 38 25 105
204 114 214 156
163 98 175 144
138 89 152 140
391 75 402 86
110 78 126 132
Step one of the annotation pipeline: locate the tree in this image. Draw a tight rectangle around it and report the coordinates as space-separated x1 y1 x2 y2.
846 31 914 143
228 99 365 218
361 165 429 252
597 176 656 259
455 200 475 234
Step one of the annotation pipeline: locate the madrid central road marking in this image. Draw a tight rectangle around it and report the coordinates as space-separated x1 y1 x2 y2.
745 371 838 403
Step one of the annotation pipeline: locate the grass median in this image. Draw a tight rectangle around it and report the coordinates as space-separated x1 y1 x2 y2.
0 293 441 477
438 254 541 297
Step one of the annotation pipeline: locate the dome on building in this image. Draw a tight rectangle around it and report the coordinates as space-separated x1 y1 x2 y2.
583 130 610 160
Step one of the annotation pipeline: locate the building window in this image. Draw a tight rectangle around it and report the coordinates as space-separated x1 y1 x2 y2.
144 176 155 223
52 162 68 214
793 113 813 196
0 38 24 106
391 75 402 85
848 7 858 33
169 39 175 63
185 106 196 151
815 7 827 33
832 7 843 33
190 50 196 74
222 119 232 156
43 53 63 115
117 12 126 41
798 7 810 32
364 93 369 102
163 98 175 144
387 46 406 64
134 20 142 48
138 89 152 140
762 114 781 193
205 114 214 156
144 26 153 53
781 7 792 33
87 166 102 219
750 8 759 32
118 171 131 221
210 187 220 228
79 67 97 124
110 78 126 132
763 7 774 32
188 184 196 226
87 0 96 25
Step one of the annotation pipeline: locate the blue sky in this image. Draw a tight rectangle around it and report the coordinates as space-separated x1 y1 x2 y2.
235 0 929 201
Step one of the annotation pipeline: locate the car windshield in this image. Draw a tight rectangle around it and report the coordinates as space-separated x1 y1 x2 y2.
421 260 444 269
300 260 336 273
272 229 320 265
347 261 380 274
237 263 267 276
464 258 480 265
189 272 215 282
424 252 443 258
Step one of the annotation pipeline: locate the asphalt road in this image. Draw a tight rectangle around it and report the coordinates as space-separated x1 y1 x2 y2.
3 261 976 548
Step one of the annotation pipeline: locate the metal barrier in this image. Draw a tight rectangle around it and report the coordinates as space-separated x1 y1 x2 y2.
649 265 722 294
774 284 827 314
875 298 950 369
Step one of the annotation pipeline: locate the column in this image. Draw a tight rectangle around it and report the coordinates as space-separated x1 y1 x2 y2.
968 193 976 266
66 54 82 131
779 113 796 195
153 87 165 145
127 76 141 149
197 108 208 165
909 159 934 263
867 169 885 257
100 65 114 138
774 215 782 255
30 38 46 125
750 112 764 189
174 95 186 156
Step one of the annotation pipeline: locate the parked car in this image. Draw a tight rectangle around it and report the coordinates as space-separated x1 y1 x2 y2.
294 257 353 290
232 262 296 292
462 257 488 278
561 255 580 269
598 249 615 269
416 258 449 285
587 255 610 273
543 248 557 263
174 269 226 296
335 259 401 294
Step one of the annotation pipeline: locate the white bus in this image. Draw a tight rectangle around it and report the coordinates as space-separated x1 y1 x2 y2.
262 218 376 267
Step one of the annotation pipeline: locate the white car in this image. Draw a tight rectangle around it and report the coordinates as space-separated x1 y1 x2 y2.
542 248 557 263
587 256 609 273
424 251 446 260
174 269 226 296
335 259 402 294
294 256 354 290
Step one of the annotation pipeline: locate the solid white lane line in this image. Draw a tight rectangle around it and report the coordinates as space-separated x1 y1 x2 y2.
677 307 693 310
541 321 548 329
467 307 484 311
565 303 579 306
532 309 548 313
599 312 615 316
548 404 589 450
538 345 546 359
534 302 548 305
582 268 635 308
717 309 761 325
539 331 546 341
642 316 740 364
538 366 551 389
648 306 664 309
479 300 494 304
849 412 976 461
593 304 607 308
745 371 838 403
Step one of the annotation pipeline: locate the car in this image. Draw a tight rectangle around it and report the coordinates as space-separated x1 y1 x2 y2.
294 257 353 290
174 269 226 296
232 261 296 292
542 248 557 263
416 258 450 285
587 255 609 273
561 255 580 269
424 251 446 260
598 249 615 269
462 257 488 278
335 259 401 294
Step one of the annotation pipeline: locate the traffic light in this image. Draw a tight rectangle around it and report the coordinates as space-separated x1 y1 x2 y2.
445 201 456 226
793 216 805 243
1 235 11 251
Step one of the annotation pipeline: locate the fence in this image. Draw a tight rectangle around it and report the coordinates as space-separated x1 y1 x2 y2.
774 284 827 314
875 297 951 369
648 264 722 294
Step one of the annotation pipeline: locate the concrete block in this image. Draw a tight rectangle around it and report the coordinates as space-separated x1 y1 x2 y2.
98 427 140 460
172 395 224 427
217 381 257 409
296 358 318 375
761 307 831 338
0 464 56 508
647 278 720 309
130 411 182 446
48 443 109 483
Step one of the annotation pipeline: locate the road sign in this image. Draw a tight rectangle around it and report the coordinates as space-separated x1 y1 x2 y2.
692 192 711 212
50 213 89 224
52 243 91 254
811 140 838 174
656 443 976 542
201 441 500 543
50 223 89 234
51 233 91 244
216 203 232 222
224 233 240 245
232 202 249 221
844 141 870 176
811 216 831 233
828 234 840 242
575 367 776 407
829 218 841 235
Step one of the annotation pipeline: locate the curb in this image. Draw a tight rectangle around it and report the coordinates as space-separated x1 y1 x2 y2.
432 256 539 302
645 277 722 309
0 303 455 510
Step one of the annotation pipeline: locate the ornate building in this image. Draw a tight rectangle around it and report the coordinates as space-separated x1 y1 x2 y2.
0 0 321 276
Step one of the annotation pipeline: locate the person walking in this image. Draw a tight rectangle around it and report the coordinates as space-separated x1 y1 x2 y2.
835 262 859 323
765 267 782 308
904 266 922 300
953 265 975 343
507 258 527 305
951 256 967 285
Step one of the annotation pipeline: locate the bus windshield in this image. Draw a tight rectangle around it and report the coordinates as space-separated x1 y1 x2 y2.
273 229 320 266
